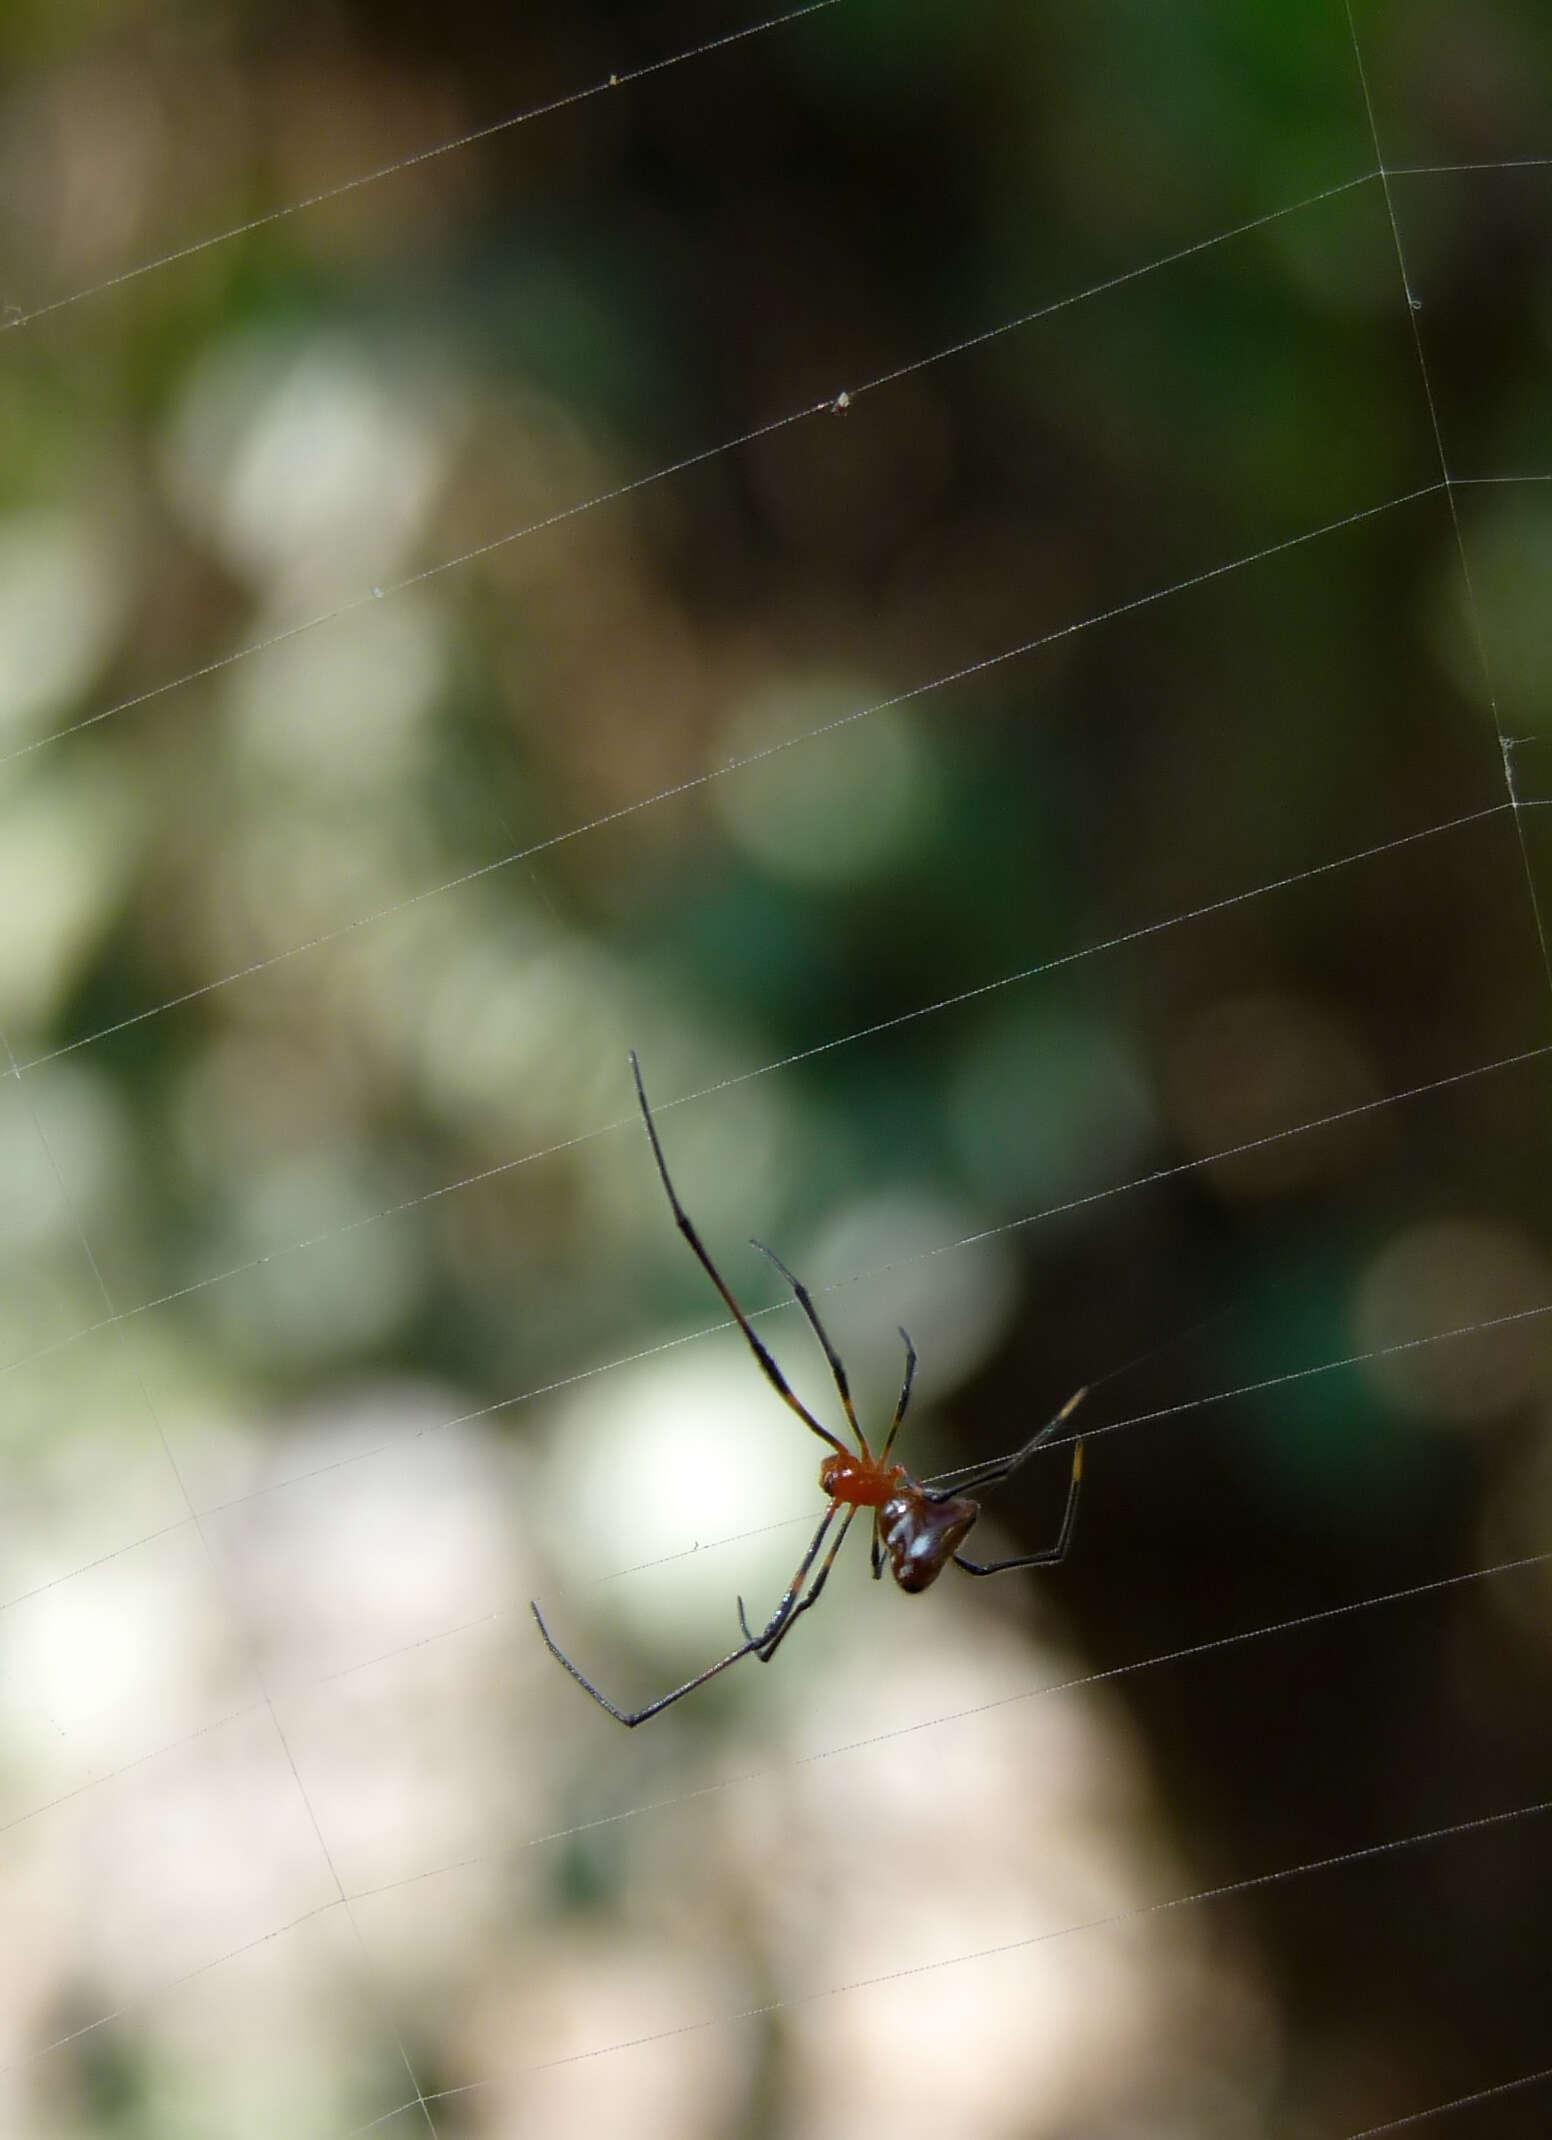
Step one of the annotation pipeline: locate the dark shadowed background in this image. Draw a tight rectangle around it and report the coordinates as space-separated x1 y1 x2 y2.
1 2 1550 2135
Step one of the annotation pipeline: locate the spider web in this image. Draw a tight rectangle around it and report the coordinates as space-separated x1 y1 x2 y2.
2 2 1551 2135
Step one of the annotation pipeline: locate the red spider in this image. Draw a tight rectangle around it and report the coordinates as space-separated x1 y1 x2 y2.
531 1053 1085 1725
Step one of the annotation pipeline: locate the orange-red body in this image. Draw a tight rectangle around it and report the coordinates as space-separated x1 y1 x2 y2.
819 1451 904 1506
820 1451 980 1593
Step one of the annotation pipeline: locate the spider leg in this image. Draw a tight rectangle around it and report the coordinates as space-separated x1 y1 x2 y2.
951 1439 1084 1578
737 1500 841 1646
631 1053 849 1459
753 1505 860 1662
877 1326 918 1463
923 1385 1086 1502
866 1333 918 1578
530 1601 765 1728
750 1238 869 1458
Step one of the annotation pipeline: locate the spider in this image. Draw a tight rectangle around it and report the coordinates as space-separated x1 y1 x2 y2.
530 1052 1086 1726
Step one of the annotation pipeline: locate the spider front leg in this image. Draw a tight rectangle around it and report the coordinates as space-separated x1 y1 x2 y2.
869 1330 919 1582
738 1503 859 1661
533 1500 846 1726
737 1500 838 1647
530 1602 766 1728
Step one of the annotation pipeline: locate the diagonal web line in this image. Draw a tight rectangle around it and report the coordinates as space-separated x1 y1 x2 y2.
9 1617 1551 2094
8 1268 1552 1673
16 472 1446 1073
1 791 1508 1373
171 1035 1552 1503
0 1037 443 2132
348 1543 1552 1886
1389 155 1552 175
7 1522 1547 1867
1 167 1383 778
6 1898 347 2070
5 1485 1547 1874
3 1030 1547 1569
507 1791 1552 2074
931 1293 1552 1472
0 1 843 334
334 1790 1552 2120
1345 2062 1552 2137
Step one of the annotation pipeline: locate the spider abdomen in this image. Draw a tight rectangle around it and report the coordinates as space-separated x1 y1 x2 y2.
879 1490 978 1592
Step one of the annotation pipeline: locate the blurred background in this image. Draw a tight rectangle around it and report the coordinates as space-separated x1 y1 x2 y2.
1 1 1550 2134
